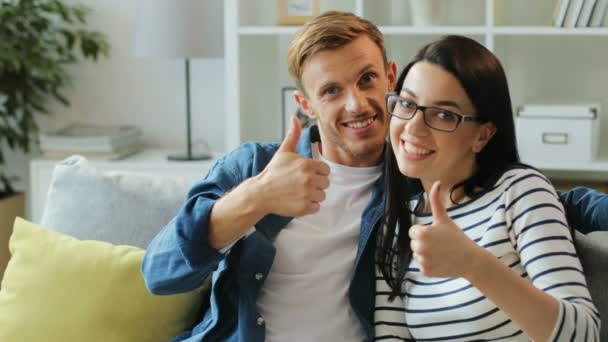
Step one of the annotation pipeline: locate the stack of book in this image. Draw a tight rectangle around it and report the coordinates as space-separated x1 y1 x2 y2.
39 123 142 160
554 0 608 27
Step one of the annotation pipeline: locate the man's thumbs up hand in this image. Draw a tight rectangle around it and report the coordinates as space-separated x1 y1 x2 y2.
277 115 302 153
254 115 330 218
408 181 481 279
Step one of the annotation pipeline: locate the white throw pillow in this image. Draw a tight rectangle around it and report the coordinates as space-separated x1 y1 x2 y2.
40 156 194 248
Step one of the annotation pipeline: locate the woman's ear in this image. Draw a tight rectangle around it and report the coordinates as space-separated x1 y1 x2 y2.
473 122 496 153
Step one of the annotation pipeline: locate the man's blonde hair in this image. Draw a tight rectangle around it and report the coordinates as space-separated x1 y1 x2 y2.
286 11 387 93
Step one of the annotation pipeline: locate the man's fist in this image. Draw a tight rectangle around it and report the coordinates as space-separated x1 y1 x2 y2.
255 116 330 217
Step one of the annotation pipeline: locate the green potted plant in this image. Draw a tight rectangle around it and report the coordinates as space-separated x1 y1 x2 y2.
0 0 109 268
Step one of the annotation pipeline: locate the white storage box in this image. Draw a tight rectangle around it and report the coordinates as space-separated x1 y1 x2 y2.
515 104 600 164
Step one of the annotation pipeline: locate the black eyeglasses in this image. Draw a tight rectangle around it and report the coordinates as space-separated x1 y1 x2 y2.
385 92 482 132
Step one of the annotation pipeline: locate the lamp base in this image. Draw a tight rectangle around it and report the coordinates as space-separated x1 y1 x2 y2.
167 153 212 161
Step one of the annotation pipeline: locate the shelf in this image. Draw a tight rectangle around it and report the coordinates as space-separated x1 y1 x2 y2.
534 161 608 172
239 26 488 36
239 26 299 35
239 26 608 37
492 27 608 36
379 26 488 35
226 0 608 178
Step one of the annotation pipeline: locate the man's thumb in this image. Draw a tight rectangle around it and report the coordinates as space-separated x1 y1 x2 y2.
429 181 449 224
278 115 302 153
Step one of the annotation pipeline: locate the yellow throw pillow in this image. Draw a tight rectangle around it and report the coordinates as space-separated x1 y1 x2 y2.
0 218 203 342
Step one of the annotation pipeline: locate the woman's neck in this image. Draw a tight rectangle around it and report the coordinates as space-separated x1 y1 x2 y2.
418 184 469 214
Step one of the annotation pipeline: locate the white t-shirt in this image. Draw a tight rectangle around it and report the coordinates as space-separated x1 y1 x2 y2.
257 143 382 341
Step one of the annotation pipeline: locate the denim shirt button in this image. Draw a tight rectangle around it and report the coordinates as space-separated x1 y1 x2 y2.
257 316 265 326
254 273 264 280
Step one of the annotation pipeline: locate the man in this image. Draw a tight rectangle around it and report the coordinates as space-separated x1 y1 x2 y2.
561 186 608 233
142 10 607 342
143 11 397 341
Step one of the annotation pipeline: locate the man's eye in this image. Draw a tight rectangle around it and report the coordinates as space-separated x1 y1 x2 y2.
360 72 376 84
324 86 338 95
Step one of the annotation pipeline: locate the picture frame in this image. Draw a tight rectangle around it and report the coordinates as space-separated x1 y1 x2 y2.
281 86 315 138
277 0 320 25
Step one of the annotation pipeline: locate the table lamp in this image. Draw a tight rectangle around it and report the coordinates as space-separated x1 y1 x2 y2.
133 0 223 160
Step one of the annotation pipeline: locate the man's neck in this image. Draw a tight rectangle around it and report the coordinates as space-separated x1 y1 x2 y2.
317 141 384 168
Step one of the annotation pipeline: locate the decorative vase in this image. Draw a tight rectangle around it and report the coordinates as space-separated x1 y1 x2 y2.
409 0 447 26
0 192 25 284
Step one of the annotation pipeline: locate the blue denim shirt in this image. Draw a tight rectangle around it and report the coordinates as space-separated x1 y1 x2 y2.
559 186 608 233
142 126 384 341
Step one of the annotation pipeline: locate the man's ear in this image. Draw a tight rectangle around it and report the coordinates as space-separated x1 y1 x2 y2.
387 61 398 91
473 122 497 153
294 90 317 119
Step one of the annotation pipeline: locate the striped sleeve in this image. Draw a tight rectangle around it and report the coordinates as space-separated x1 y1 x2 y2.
374 266 414 341
505 170 600 341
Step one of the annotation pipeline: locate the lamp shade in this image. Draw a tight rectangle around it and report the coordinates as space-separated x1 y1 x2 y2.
132 0 223 59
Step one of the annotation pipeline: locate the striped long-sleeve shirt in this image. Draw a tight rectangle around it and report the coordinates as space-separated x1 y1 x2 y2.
374 168 600 341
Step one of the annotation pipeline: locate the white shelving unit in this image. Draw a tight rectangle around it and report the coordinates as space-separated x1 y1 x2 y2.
224 0 608 180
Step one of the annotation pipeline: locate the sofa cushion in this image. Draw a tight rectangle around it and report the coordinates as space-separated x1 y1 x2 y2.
40 155 192 248
0 218 203 342
574 230 607 340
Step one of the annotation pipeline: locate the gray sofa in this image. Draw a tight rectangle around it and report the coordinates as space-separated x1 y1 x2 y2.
27 157 608 339
574 230 607 340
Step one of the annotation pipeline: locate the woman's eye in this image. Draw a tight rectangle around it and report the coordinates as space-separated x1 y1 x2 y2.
437 111 458 122
399 100 416 111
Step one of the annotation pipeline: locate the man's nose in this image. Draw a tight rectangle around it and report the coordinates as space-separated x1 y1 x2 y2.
344 89 367 114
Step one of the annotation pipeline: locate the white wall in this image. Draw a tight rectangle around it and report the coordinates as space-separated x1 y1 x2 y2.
5 0 225 192
66 0 226 152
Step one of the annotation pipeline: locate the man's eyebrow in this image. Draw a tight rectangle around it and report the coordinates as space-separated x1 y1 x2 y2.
401 87 462 110
317 80 339 92
359 63 377 74
316 64 379 93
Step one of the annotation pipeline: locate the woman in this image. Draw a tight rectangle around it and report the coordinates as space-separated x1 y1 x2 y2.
375 35 599 341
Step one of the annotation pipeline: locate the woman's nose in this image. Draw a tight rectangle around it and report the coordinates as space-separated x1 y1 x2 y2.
405 108 429 136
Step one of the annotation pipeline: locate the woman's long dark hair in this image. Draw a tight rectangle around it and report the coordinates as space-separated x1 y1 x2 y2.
377 35 521 298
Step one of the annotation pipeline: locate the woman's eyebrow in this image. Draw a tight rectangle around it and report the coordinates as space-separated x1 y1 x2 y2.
401 88 417 98
433 100 462 110
403 87 462 110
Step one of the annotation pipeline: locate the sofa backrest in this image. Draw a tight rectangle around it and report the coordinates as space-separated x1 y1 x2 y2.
574 230 608 340
40 156 193 248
